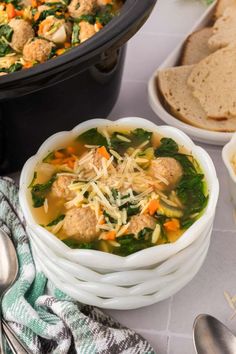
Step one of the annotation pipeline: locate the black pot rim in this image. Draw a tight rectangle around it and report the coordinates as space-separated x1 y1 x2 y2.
0 0 156 87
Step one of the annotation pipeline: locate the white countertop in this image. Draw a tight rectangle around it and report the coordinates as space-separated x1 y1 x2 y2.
106 1 236 353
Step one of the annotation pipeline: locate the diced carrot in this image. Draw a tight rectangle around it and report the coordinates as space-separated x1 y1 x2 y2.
67 146 76 154
67 159 75 169
148 199 160 215
23 61 34 69
15 9 24 16
95 21 103 30
98 217 105 225
54 150 65 159
105 231 116 241
164 219 180 232
31 0 37 7
34 12 40 21
6 3 16 19
64 42 71 48
97 146 110 160
56 48 66 56
50 158 63 165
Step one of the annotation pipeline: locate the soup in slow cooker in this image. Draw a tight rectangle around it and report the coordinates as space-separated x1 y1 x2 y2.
0 0 123 75
29 126 208 256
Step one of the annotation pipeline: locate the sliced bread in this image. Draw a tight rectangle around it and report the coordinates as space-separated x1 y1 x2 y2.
208 6 236 50
157 65 236 132
214 0 236 19
180 27 213 65
187 45 236 119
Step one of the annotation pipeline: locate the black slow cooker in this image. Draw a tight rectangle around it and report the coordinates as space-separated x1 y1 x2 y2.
0 0 157 173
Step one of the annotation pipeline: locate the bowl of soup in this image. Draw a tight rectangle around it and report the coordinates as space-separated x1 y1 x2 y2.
19 117 219 308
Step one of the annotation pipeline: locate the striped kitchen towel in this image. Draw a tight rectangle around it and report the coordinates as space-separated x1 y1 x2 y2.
0 177 155 354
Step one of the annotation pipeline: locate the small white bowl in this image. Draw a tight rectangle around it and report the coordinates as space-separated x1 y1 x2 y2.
19 118 219 271
222 133 236 207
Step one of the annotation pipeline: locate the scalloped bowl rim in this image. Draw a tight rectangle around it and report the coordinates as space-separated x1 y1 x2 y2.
19 117 219 268
222 132 236 183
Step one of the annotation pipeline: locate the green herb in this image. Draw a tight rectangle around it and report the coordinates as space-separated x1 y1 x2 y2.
77 128 107 146
47 214 65 227
71 23 80 45
0 25 13 41
0 62 23 74
31 175 56 208
3 0 22 9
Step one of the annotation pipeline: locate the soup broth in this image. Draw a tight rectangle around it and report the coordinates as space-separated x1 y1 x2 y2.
29 126 208 256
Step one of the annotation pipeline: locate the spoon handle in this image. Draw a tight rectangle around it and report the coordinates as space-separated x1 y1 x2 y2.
0 307 5 354
2 320 31 354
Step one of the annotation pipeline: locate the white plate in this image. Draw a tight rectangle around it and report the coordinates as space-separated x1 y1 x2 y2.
148 1 233 146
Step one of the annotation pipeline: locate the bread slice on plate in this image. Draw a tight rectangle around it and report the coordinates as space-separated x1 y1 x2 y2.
209 6 236 50
187 45 236 119
214 0 236 19
180 27 213 65
157 65 236 132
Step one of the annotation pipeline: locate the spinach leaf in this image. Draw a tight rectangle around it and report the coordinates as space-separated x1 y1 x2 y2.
63 239 95 249
0 62 23 74
43 151 55 163
47 214 65 227
0 41 12 57
28 171 37 188
115 234 154 256
96 7 113 25
71 23 80 46
132 128 153 145
31 175 56 208
119 202 140 217
155 137 179 155
4 0 22 9
77 128 107 146
177 174 208 216
103 211 116 224
137 227 153 240
111 188 119 200
0 25 13 41
110 132 131 152
76 14 95 24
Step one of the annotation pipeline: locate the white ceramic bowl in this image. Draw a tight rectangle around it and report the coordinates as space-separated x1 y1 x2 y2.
19 117 219 308
19 118 219 270
148 1 233 146
222 133 236 207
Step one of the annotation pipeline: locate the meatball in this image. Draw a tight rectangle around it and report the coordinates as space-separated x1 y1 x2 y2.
68 0 96 18
128 214 156 236
23 39 54 63
51 175 76 200
79 21 96 43
149 157 183 191
63 207 99 242
9 19 34 52
38 16 71 45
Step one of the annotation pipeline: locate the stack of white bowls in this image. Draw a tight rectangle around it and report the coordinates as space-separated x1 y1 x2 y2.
19 118 219 310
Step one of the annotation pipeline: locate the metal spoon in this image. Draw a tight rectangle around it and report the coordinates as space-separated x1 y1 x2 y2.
0 229 18 354
193 314 236 354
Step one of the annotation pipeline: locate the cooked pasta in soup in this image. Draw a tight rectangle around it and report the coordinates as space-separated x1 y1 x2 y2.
29 126 208 256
